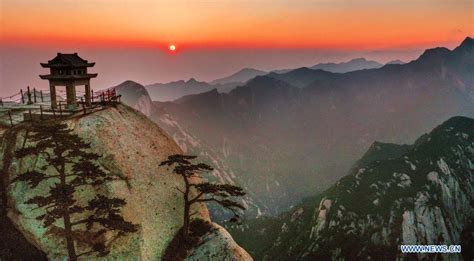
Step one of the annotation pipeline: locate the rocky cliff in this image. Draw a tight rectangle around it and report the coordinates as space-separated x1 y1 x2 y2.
230 116 474 260
187 223 253 261
113 81 154 117
0 104 250 260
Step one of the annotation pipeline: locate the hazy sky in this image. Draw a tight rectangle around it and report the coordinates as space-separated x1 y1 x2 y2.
1 0 473 96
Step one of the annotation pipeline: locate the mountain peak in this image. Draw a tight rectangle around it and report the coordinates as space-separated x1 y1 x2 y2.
119 80 144 87
460 36 473 48
246 75 279 85
187 78 199 83
435 116 474 133
417 47 451 62
386 59 405 65
244 75 296 88
309 58 382 73
354 141 411 169
292 67 314 73
211 68 267 85
112 80 152 115
454 36 474 52
349 58 368 62
239 68 260 73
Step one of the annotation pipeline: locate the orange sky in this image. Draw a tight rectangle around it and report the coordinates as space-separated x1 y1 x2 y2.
1 0 473 50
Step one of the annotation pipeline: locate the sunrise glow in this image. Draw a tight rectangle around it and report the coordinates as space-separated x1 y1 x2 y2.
1 0 472 50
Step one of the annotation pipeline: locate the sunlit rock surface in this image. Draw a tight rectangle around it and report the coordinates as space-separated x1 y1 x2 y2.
113 80 154 117
187 223 253 261
1 104 248 260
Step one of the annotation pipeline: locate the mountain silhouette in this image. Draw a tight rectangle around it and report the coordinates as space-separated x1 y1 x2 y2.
211 68 268 85
310 58 383 72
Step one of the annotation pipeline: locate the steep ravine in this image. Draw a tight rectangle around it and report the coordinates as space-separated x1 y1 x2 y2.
230 116 474 260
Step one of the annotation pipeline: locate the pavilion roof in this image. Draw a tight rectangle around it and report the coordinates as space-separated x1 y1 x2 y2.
39 73 98 80
41 53 95 68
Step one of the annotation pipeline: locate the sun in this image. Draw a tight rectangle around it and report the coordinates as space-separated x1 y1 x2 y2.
169 44 177 52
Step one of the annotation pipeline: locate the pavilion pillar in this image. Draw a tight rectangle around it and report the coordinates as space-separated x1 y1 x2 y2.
85 82 91 107
49 83 57 109
66 83 77 109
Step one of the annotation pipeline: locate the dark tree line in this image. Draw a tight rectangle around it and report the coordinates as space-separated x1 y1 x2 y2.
13 122 137 260
160 155 246 241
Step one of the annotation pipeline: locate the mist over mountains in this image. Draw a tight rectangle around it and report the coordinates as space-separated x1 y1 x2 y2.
105 37 474 260
149 37 474 217
211 68 268 85
275 57 385 74
142 57 391 102
145 78 236 102
112 37 473 221
310 57 383 72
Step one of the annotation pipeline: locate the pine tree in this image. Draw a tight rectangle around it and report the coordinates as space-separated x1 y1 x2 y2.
160 154 245 241
12 122 138 260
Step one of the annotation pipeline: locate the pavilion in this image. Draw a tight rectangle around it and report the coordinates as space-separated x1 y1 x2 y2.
39 53 97 109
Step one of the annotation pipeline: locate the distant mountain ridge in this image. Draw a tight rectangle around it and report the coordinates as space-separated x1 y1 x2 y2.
113 37 474 221
152 37 474 219
310 57 383 72
387 59 405 65
273 58 384 74
143 57 393 102
211 68 268 85
146 78 214 102
145 78 240 102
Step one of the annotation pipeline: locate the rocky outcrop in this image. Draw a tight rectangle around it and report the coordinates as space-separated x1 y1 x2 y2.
187 223 252 261
1 104 249 260
113 80 154 117
110 81 265 221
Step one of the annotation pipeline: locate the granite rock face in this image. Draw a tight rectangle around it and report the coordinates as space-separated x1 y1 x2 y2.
113 80 154 117
1 105 249 260
230 116 474 260
187 223 253 261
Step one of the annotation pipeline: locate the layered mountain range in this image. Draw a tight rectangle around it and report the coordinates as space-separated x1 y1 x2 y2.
109 37 473 220
228 116 474 260
211 68 268 85
148 37 474 217
274 57 385 74
145 78 236 102
143 58 389 102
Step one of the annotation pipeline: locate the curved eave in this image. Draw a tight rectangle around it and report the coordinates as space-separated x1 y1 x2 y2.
39 73 98 80
40 62 96 68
